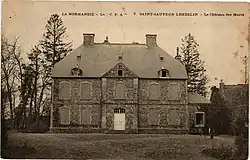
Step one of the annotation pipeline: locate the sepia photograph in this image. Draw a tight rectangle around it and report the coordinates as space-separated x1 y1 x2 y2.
1 1 249 159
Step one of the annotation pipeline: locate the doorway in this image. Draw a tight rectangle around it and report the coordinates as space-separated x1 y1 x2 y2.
114 108 125 130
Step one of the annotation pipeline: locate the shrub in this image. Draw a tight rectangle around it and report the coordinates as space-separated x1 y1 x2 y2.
29 121 49 133
202 145 234 160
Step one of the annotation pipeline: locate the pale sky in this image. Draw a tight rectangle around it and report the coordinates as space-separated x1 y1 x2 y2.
2 1 249 89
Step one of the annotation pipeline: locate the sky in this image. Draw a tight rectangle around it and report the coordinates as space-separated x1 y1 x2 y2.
2 1 249 89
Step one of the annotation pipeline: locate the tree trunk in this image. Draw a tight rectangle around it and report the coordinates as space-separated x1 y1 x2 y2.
28 89 34 130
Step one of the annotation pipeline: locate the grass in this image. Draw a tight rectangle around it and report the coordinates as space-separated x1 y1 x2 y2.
2 133 235 159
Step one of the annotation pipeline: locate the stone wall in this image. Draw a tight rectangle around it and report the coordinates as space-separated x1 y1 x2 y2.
52 78 102 128
52 77 190 133
138 104 188 132
138 79 187 105
104 78 138 104
53 78 101 104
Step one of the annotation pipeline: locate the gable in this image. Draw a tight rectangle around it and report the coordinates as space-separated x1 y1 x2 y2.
102 62 138 78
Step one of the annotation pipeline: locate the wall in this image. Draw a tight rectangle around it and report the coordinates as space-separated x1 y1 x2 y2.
104 78 138 103
138 79 188 133
52 77 190 133
52 78 102 129
139 79 187 104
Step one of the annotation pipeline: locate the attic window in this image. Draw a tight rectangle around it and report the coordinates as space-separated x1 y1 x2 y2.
77 55 81 60
160 56 164 61
71 67 82 76
162 70 167 77
118 56 123 61
159 69 169 78
118 69 123 76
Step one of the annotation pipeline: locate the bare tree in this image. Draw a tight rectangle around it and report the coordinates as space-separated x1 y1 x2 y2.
1 36 22 125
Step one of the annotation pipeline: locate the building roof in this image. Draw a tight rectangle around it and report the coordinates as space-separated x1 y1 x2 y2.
188 92 211 104
220 83 249 107
51 43 188 79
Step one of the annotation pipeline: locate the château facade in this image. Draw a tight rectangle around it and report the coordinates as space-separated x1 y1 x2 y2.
50 33 210 133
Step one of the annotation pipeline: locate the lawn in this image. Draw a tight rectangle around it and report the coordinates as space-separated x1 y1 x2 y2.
2 132 235 159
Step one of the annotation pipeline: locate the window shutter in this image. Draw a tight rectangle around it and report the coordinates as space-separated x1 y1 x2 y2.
168 84 181 100
59 82 70 99
115 82 125 99
168 110 180 126
81 108 90 124
91 113 99 125
148 110 158 125
81 82 91 99
60 108 70 125
149 83 160 99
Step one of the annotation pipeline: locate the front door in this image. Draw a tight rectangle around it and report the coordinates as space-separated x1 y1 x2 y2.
114 108 125 130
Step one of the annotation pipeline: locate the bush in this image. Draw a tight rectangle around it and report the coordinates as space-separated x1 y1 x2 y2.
233 112 248 160
29 121 49 133
1 118 8 149
202 145 235 160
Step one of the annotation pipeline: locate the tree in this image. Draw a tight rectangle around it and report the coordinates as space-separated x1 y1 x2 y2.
179 33 208 97
1 36 22 125
1 88 8 150
23 14 72 131
208 86 232 135
40 14 73 82
26 45 51 131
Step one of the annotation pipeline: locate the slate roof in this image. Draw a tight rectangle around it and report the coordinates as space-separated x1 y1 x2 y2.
188 92 210 104
52 43 188 79
220 84 249 107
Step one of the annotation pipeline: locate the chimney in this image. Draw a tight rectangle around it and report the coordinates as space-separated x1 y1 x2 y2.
219 79 225 90
83 33 95 46
175 47 181 62
146 34 157 48
103 36 110 44
219 79 226 99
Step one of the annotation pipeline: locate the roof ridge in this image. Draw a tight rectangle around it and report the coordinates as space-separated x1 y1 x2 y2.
94 42 146 45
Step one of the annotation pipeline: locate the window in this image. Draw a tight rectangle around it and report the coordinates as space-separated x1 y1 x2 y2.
115 82 125 99
148 110 159 125
149 82 160 99
162 70 167 77
71 67 82 76
80 82 92 99
91 113 100 125
114 108 125 113
118 69 123 76
80 108 90 124
195 112 205 127
168 110 180 126
59 107 70 125
59 82 71 99
118 56 123 61
159 69 169 78
168 83 181 100
77 55 81 60
159 113 168 126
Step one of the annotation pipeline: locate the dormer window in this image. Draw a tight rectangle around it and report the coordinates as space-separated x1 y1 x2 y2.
118 69 123 76
160 56 164 61
71 67 82 76
118 56 123 61
158 69 169 78
77 55 81 60
162 70 167 77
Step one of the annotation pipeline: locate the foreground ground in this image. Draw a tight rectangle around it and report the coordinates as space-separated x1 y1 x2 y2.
3 132 235 159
